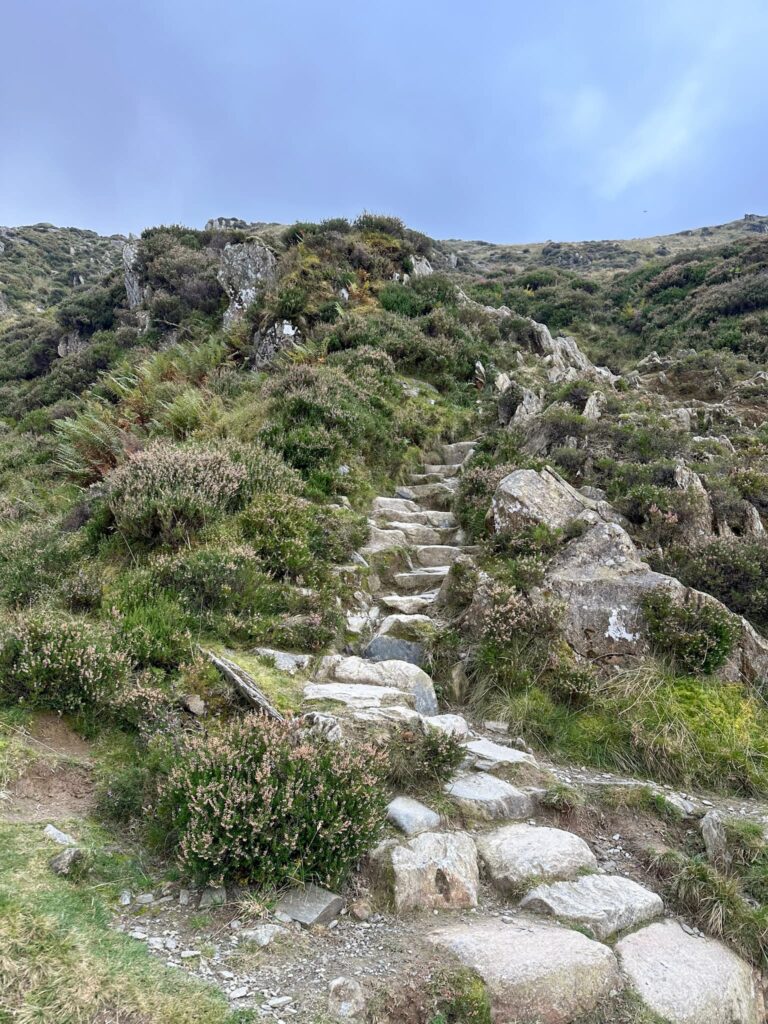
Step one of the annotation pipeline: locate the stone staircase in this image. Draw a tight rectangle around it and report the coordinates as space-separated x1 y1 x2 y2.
287 442 765 1023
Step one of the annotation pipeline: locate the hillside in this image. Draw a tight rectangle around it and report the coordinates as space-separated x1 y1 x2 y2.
2 212 768 1023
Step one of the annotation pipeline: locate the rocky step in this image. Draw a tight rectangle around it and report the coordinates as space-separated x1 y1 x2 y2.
421 462 461 478
376 613 435 640
436 440 477 465
413 544 464 567
429 917 620 1023
395 483 456 510
372 508 458 529
462 737 537 771
303 682 416 711
520 874 664 941
371 831 479 913
314 655 438 714
371 496 422 515
392 566 451 592
374 521 458 546
476 823 598 893
409 472 461 485
380 591 440 614
443 772 535 821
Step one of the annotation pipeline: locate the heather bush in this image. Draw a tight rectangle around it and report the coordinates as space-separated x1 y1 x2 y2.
0 612 130 714
643 593 738 675
455 462 516 540
156 715 387 886
103 440 299 546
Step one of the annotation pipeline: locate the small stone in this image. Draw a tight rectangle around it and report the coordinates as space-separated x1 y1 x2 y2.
349 899 373 922
119 890 132 906
701 810 728 864
183 694 206 716
275 883 343 927
328 976 366 1019
268 996 293 1008
230 987 249 999
135 893 155 905
43 824 76 846
180 950 201 959
386 796 441 836
240 923 286 947
49 847 84 876
198 885 226 909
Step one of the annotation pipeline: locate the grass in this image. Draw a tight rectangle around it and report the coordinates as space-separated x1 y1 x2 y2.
212 648 308 713
0 707 35 791
0 822 240 1024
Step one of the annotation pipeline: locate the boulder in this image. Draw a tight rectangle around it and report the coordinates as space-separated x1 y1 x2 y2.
315 656 438 715
424 713 470 739
443 772 533 821
122 240 143 309
429 917 621 1024
386 796 441 836
377 614 434 641
218 241 277 328
492 466 617 535
328 976 366 1019
303 682 416 711
44 824 76 846
371 832 479 912
362 525 408 554
49 847 84 877
616 919 763 1024
476 823 597 894
520 874 663 940
524 318 617 385
364 636 424 666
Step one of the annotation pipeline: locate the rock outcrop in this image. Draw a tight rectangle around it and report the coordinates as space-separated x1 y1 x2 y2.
218 241 277 328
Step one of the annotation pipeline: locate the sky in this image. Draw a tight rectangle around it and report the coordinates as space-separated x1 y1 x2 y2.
2 0 767 243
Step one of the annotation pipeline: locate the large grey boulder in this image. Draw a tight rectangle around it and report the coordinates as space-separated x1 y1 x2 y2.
476 823 597 894
492 466 619 535
218 241 277 328
314 656 438 715
429 917 621 1024
520 873 663 940
616 919 763 1024
371 832 479 912
122 240 144 310
363 636 424 666
443 772 533 821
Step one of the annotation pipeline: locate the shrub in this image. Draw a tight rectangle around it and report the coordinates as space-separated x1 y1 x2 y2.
456 462 516 541
103 440 299 546
643 593 737 674
155 715 387 886
383 725 465 791
0 612 130 715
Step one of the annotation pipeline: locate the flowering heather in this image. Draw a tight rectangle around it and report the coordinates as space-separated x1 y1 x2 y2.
0 611 130 714
157 715 387 887
104 440 300 546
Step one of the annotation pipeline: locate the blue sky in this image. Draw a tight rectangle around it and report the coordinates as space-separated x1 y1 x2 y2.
2 0 767 242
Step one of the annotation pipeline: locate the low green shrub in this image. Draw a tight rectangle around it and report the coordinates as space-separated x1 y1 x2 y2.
383 724 465 791
455 462 516 541
643 593 737 674
155 715 387 887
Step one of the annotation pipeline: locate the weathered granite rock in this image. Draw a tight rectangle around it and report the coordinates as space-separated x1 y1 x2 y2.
371 832 479 912
377 613 434 641
429 917 621 1024
387 796 441 836
424 713 470 739
239 923 287 947
476 824 597 893
410 255 433 277
49 847 84 876
616 920 763 1024
443 772 533 821
361 525 408 553
218 241 277 327
122 240 143 309
524 318 617 384
198 885 226 909
253 318 298 369
254 648 311 674
44 824 76 846
492 467 602 534
315 656 438 715
520 874 663 940
462 737 537 771
275 883 343 926
363 636 424 666
328 976 366 1019
303 682 415 711
701 809 728 864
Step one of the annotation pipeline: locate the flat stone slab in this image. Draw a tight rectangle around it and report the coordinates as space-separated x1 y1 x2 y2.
373 509 457 529
275 883 343 927
430 917 620 1023
383 522 445 544
616 920 764 1024
463 737 537 771
443 772 533 821
380 593 439 614
303 682 414 710
520 873 663 940
377 613 434 640
413 545 463 567
372 832 479 913
371 497 421 514
424 713 470 739
317 656 437 715
393 567 450 593
362 525 408 553
387 796 441 836
476 824 597 894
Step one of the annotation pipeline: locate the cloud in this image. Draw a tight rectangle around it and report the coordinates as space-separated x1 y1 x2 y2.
597 71 710 198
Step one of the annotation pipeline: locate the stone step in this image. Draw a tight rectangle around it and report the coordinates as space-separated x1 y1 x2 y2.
422 463 461 478
462 737 537 771
440 441 477 465
380 592 440 614
371 496 421 515
395 483 456 511
363 635 424 667
413 544 463 567
371 831 479 913
520 874 664 941
476 824 598 894
443 772 534 821
372 508 457 529
393 567 451 592
616 919 762 1024
315 655 437 715
429 918 620 1024
410 472 459 485
377 612 434 640
303 682 414 710
361 525 408 553
386 796 441 836
377 521 454 546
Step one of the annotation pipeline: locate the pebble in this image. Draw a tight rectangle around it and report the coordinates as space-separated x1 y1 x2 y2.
135 893 155 905
230 987 249 1000
180 950 200 959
